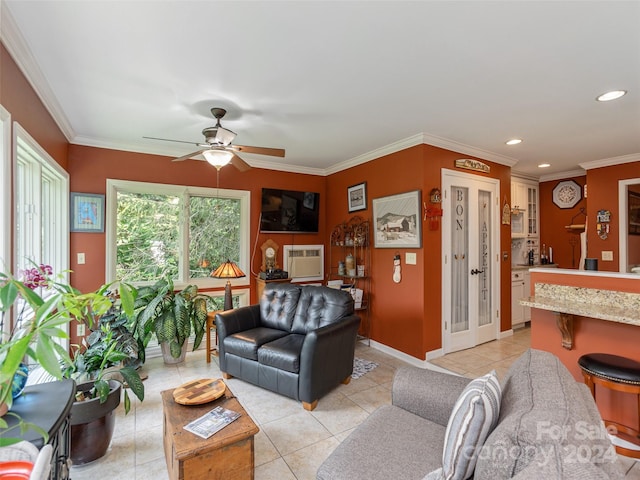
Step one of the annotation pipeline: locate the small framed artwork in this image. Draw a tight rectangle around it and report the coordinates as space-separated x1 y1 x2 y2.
372 190 422 248
347 182 367 213
70 192 105 233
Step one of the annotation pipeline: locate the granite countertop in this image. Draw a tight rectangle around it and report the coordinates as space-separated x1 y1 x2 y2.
512 263 558 271
520 283 640 327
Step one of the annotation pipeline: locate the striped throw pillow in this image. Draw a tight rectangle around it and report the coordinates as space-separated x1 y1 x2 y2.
441 370 501 480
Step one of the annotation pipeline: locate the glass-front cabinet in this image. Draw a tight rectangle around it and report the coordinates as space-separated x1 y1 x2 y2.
511 178 539 239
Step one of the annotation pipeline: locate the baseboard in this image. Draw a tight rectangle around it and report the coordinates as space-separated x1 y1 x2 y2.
368 340 455 374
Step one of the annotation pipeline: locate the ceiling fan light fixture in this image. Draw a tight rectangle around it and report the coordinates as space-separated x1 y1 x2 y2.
214 126 236 146
202 149 234 168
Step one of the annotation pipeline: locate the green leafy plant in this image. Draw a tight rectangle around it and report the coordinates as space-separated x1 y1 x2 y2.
63 284 144 413
0 265 78 445
131 278 208 359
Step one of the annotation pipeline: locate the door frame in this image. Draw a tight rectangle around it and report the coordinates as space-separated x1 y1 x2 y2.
441 168 501 354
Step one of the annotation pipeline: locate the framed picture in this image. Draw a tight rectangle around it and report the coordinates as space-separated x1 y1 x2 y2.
347 182 367 212
372 190 422 248
70 192 105 233
629 191 640 235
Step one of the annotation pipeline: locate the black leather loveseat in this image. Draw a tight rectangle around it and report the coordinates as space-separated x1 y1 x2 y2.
215 283 360 410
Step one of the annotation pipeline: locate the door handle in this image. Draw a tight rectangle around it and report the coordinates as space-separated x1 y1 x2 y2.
470 268 485 275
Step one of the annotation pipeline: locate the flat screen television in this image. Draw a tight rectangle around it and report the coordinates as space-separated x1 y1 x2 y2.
260 188 320 233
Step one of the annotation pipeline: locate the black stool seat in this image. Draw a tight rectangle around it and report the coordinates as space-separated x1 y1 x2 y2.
578 353 640 386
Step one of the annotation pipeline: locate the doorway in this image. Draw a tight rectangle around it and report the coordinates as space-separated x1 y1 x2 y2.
442 169 500 353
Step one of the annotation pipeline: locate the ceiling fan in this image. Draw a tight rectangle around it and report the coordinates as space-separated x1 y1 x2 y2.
144 107 285 172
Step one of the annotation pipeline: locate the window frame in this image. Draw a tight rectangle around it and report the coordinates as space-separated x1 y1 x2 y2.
105 179 251 291
13 122 69 280
0 105 10 272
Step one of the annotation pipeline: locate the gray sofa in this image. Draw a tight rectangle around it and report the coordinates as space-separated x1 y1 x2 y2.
318 349 625 479
216 283 360 411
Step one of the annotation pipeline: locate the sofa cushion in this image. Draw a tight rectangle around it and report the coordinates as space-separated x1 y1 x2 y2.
224 327 288 360
258 334 305 373
441 370 501 480
475 349 624 480
291 286 354 334
317 405 445 480
260 283 301 332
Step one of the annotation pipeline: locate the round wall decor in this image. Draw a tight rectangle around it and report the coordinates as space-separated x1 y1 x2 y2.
552 180 582 209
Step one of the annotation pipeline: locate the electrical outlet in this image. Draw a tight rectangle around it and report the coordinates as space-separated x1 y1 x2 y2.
77 252 86 264
77 323 85 336
601 251 614 261
405 252 417 265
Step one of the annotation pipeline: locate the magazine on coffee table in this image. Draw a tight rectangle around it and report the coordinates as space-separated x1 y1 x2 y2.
183 406 241 439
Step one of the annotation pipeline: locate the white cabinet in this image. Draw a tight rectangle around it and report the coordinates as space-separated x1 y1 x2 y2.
511 271 527 327
511 179 539 238
527 185 538 236
512 270 532 327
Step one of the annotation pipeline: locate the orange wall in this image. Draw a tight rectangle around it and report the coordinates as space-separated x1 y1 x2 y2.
585 161 640 271
539 176 587 269
0 44 68 169
529 270 640 431
68 144 326 294
326 145 512 359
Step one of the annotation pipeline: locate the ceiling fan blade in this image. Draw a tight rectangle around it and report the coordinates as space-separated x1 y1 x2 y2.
230 145 285 158
230 154 252 172
172 150 205 162
144 136 200 146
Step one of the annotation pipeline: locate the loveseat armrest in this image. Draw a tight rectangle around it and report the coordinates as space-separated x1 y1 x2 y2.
298 314 361 404
392 366 470 427
215 304 261 338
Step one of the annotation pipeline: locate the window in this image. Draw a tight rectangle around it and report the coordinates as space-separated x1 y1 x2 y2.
11 123 69 350
0 105 10 271
106 179 250 291
13 123 69 278
0 106 10 339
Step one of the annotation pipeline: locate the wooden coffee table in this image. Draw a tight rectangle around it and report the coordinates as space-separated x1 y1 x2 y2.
161 384 259 480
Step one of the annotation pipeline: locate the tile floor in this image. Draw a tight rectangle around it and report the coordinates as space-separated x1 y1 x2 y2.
69 325 639 479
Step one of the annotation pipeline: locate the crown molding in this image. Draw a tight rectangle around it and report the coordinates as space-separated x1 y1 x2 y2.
71 136 327 176
579 153 640 171
421 132 519 167
324 134 424 175
326 132 520 175
0 3 75 141
538 169 586 183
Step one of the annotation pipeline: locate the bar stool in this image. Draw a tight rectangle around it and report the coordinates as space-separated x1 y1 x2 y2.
578 353 640 458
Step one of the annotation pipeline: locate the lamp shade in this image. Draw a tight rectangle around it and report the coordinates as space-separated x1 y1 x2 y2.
211 260 246 279
202 149 234 169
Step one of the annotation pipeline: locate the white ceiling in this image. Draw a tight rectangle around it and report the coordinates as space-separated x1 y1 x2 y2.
2 1 639 178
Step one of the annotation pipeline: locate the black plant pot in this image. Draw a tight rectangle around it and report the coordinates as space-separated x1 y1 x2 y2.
70 379 121 465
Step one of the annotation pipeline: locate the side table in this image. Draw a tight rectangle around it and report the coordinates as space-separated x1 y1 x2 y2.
161 384 259 480
206 311 221 363
0 379 75 480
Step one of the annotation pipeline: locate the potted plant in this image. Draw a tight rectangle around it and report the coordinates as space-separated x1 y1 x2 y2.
61 283 145 464
0 265 78 445
131 278 208 364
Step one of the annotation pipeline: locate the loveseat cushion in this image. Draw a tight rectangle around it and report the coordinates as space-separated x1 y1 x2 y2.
260 283 301 332
317 405 445 480
291 286 354 334
224 327 288 360
258 334 305 373
474 349 623 479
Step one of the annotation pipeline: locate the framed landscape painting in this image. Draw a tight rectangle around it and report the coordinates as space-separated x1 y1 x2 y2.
372 190 421 248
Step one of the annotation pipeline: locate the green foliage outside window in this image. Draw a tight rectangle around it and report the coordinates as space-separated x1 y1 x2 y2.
116 191 241 283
